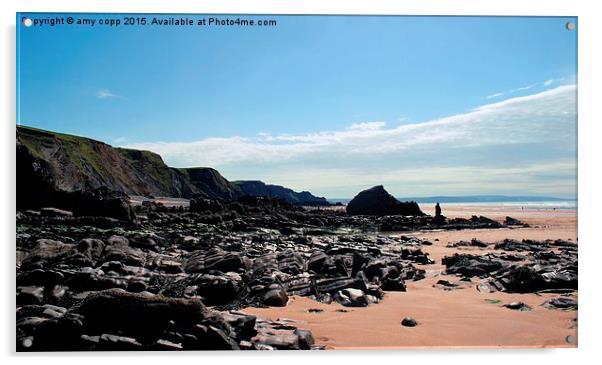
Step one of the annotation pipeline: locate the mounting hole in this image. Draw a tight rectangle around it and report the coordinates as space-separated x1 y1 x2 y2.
566 22 575 31
22 17 32 27
566 335 576 344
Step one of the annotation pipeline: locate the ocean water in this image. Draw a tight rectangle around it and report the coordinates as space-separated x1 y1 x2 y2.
430 200 577 211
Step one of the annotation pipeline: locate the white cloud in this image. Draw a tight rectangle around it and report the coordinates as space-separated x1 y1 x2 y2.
126 84 577 197
113 137 129 144
486 76 569 99
97 89 118 99
509 83 537 93
128 84 576 166
255 160 577 198
486 92 504 99
347 121 386 130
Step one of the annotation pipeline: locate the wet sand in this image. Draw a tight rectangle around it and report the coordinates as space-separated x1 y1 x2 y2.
243 205 578 349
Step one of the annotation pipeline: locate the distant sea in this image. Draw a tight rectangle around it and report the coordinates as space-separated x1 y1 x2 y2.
428 200 577 211
328 196 577 211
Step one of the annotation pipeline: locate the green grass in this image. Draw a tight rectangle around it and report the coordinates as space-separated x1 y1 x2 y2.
17 125 176 193
18 125 109 177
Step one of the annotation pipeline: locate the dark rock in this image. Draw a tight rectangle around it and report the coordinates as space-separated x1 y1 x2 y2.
193 274 242 306
504 216 529 227
442 253 506 277
17 269 64 287
190 198 224 213
181 333 199 349
127 280 148 293
40 207 73 217
447 239 488 248
504 301 531 311
71 188 137 221
294 329 315 350
20 313 85 351
17 286 44 305
97 334 143 350
262 287 289 307
20 239 76 268
543 297 577 310
101 246 146 267
333 288 375 307
401 248 433 264
494 239 548 252
77 238 106 260
490 264 577 293
401 317 418 327
232 315 257 340
151 339 183 350
191 324 240 350
307 251 330 273
234 180 330 206
469 215 502 228
185 249 246 274
69 288 207 338
253 328 300 350
346 185 423 216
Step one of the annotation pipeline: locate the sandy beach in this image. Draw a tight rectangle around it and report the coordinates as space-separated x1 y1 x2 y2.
243 204 578 349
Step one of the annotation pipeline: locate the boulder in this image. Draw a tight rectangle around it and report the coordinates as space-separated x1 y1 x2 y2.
189 324 240 350
401 317 418 327
504 216 529 227
333 288 375 307
69 288 207 338
193 273 242 306
504 301 531 311
262 287 289 307
543 297 577 310
442 253 506 278
346 185 423 216
307 251 330 273
17 286 44 305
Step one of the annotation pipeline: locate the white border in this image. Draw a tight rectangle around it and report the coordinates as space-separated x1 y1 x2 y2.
2 1 601 365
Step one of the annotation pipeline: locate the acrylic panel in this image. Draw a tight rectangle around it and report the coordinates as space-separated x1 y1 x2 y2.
16 13 578 351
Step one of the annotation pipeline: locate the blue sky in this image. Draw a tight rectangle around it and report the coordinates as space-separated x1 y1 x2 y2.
17 14 577 198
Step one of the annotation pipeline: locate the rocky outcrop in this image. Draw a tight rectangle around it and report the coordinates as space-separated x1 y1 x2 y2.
442 239 577 294
233 180 330 206
16 126 242 212
172 167 242 200
17 126 335 212
346 185 423 216
16 203 439 351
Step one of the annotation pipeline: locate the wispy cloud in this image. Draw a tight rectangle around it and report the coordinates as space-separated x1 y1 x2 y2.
96 89 118 99
126 84 577 197
485 77 568 100
486 92 504 99
509 83 538 93
113 137 129 144
347 121 386 130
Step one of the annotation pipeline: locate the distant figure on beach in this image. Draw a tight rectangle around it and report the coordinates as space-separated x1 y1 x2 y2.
435 202 442 217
